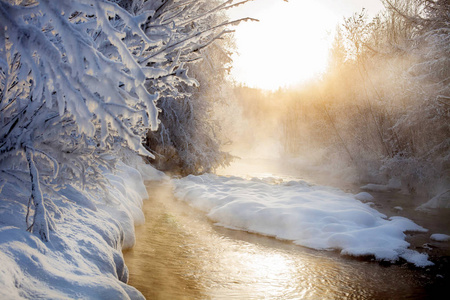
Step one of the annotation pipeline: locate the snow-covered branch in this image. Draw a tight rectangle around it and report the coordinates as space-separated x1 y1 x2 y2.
0 0 241 241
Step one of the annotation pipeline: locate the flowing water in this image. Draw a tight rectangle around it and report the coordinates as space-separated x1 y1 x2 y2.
123 177 448 299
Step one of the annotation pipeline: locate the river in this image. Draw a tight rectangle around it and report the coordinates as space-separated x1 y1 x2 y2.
123 165 449 299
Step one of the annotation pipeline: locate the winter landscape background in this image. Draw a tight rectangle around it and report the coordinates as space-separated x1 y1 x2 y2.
0 0 448 299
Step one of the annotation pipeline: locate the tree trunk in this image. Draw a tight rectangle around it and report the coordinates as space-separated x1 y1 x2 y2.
25 146 51 242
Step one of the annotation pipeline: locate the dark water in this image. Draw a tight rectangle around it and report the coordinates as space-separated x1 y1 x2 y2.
124 180 448 299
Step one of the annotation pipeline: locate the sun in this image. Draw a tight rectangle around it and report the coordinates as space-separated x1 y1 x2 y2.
227 1 351 90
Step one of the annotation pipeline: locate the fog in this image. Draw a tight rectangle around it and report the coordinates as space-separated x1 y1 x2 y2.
221 2 449 198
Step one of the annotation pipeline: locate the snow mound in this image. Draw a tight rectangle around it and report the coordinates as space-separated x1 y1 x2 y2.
355 192 374 201
416 190 450 210
361 178 401 192
174 174 432 267
430 234 450 242
0 160 160 299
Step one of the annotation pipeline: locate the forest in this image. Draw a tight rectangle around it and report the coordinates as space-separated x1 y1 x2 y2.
235 0 449 198
0 0 448 298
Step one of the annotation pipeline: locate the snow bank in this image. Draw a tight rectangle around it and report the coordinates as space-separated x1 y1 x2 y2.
174 174 433 267
0 159 162 299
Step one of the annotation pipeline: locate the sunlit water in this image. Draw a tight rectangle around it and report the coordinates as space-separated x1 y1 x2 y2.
123 178 447 299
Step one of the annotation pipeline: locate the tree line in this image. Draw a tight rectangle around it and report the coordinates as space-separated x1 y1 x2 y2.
238 0 449 195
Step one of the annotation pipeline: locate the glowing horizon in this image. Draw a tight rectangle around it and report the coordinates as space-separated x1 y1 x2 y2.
227 0 384 91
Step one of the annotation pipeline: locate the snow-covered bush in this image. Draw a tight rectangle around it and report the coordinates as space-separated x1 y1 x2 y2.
381 0 450 194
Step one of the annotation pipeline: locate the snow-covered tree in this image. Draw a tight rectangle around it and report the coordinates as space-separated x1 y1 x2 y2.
274 0 448 194
0 0 251 241
146 38 236 175
408 0 450 94
141 1 250 174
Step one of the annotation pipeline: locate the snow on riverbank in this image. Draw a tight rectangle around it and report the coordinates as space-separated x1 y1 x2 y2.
174 174 433 267
0 159 164 299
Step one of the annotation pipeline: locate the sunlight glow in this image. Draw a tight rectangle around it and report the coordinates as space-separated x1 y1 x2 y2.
228 0 384 90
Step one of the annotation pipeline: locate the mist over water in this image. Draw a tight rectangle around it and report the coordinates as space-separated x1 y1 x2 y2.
126 97 449 298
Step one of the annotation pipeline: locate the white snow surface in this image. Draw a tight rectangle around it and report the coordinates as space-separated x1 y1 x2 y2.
174 174 433 267
417 190 450 210
355 192 375 202
0 159 164 299
361 178 402 192
430 233 450 242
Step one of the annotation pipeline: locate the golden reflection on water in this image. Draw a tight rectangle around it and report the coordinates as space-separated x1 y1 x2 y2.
123 181 426 300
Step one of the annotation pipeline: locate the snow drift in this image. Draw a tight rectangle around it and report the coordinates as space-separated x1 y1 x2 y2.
0 160 164 299
174 174 433 267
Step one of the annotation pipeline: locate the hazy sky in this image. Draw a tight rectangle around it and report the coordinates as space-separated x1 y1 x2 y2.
227 0 384 90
